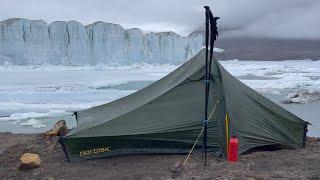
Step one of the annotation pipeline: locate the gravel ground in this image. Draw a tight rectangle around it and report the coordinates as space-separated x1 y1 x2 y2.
0 132 319 180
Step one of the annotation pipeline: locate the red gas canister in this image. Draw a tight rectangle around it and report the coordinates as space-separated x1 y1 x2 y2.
228 133 239 162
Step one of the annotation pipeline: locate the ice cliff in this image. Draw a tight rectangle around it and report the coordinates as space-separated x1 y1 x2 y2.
0 19 202 65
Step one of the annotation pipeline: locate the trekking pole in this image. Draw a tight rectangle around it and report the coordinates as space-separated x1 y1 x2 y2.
203 5 211 166
203 6 220 166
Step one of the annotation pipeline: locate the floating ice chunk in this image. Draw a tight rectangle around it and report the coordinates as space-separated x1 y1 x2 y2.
213 47 224 53
89 80 128 89
12 120 20 125
4 110 71 121
3 61 12 67
47 110 70 116
0 63 178 73
0 117 9 121
281 90 320 104
9 112 47 120
201 46 224 53
19 119 46 128
0 55 13 65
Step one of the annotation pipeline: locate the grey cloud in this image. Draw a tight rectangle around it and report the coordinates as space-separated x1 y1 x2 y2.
0 0 319 38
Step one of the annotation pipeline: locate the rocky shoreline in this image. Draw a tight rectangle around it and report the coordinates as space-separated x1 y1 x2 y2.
0 132 319 179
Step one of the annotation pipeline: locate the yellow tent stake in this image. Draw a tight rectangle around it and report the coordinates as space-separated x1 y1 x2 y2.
225 113 229 157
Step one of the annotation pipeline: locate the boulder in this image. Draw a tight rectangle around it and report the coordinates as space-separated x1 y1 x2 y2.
19 153 41 170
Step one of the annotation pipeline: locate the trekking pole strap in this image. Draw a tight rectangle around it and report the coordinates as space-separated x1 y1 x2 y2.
207 10 220 88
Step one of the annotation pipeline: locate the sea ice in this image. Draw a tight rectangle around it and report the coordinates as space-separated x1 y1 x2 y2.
0 59 319 121
281 90 320 104
19 119 46 128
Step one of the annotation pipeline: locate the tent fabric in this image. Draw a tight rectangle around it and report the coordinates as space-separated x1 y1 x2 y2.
63 49 308 160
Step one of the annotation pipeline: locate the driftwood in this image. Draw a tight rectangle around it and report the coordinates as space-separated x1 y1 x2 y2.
42 120 67 139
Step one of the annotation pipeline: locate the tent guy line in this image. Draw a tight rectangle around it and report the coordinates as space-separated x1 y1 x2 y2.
183 100 220 166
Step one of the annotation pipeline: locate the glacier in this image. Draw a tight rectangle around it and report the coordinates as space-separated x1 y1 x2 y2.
0 19 202 65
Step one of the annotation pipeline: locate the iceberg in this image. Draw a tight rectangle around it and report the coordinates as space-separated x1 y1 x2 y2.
281 90 320 104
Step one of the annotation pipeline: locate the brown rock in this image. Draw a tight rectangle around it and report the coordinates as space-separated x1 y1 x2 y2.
42 120 67 138
19 153 41 170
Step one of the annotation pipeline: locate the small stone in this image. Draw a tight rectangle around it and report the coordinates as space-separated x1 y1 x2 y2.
33 172 40 176
171 161 183 178
174 161 182 169
19 153 41 170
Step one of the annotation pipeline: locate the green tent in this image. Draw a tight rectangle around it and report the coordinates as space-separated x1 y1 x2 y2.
61 49 308 160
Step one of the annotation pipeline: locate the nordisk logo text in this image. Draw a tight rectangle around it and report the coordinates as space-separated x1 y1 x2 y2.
80 147 111 157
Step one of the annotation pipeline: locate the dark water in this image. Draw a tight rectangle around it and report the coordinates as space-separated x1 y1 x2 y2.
263 93 320 137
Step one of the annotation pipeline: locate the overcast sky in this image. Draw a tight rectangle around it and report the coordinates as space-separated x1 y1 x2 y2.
1 0 319 38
